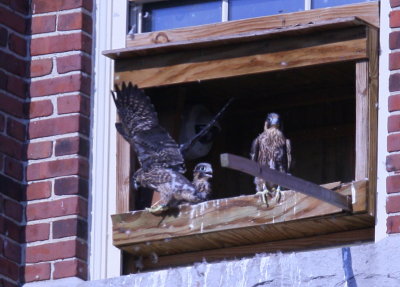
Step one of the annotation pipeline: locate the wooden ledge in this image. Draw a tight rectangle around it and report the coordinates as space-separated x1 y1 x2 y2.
125 2 378 48
112 179 372 260
104 17 369 60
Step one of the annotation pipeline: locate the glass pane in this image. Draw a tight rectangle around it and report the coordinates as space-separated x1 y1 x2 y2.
229 0 304 21
312 0 374 9
142 0 221 32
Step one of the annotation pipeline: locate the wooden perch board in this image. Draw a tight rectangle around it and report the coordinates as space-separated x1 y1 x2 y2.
220 153 352 211
112 179 372 262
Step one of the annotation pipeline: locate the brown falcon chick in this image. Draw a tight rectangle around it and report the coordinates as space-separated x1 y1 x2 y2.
192 162 213 200
250 113 291 205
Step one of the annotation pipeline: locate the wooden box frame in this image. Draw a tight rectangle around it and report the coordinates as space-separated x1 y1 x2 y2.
104 2 379 272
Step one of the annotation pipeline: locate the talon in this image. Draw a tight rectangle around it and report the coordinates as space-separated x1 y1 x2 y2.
145 204 168 214
256 189 270 206
275 186 282 203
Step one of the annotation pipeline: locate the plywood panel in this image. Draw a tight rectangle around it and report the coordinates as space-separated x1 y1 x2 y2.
114 37 366 88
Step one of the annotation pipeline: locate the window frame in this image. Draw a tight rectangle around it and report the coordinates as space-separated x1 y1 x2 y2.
128 0 376 34
104 1 379 273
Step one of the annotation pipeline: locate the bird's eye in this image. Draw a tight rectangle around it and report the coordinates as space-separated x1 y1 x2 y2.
201 166 205 171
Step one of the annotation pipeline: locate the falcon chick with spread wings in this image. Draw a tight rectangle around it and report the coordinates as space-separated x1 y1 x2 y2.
112 83 217 213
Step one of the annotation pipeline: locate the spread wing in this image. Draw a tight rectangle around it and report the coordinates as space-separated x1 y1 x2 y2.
112 82 185 172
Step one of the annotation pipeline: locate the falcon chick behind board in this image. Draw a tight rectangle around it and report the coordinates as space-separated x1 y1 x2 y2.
112 82 218 214
192 162 213 200
250 113 291 205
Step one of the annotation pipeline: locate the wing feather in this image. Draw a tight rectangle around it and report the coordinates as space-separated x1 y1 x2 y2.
250 136 260 162
112 83 185 172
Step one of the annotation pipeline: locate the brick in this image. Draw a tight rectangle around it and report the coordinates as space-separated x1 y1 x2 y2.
27 141 52 160
4 198 23 222
26 196 87 221
32 0 93 13
390 52 400 71
0 70 6 90
56 136 89 157
0 113 5 132
0 93 25 118
53 218 87 239
3 217 23 243
31 58 53 77
387 215 400 234
387 153 400 172
387 175 400 194
28 115 89 139
24 263 51 283
27 157 88 181
388 114 400 133
8 33 27 57
57 54 92 75
6 118 26 141
392 0 400 8
30 73 91 97
31 15 56 34
391 11 400 28
0 26 7 47
388 134 400 152
390 31 400 51
4 157 23 181
25 223 50 243
389 94 400 112
31 33 92 56
58 12 93 34
55 176 88 198
57 94 90 116
0 257 19 281
0 6 27 34
26 239 86 263
53 259 87 280
0 50 28 77
0 174 25 201
8 1 30 15
3 238 21 264
387 195 400 214
6 74 28 99
0 154 4 172
390 73 400 93
0 134 24 160
29 99 53 118
26 181 51 200
55 137 80 156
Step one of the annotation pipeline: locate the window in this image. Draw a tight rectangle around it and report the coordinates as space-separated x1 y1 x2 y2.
128 0 375 33
106 1 379 273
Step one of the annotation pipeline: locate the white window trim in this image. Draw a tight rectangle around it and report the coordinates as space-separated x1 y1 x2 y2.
88 0 387 279
376 0 390 241
89 0 127 280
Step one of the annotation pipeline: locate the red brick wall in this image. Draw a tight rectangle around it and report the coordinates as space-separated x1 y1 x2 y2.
387 0 400 234
24 0 93 283
0 1 30 286
1 0 93 285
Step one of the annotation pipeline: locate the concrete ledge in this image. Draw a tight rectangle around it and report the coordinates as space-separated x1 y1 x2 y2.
78 234 400 287
23 277 84 287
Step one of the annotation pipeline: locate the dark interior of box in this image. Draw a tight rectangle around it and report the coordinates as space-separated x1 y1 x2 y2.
131 61 356 209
